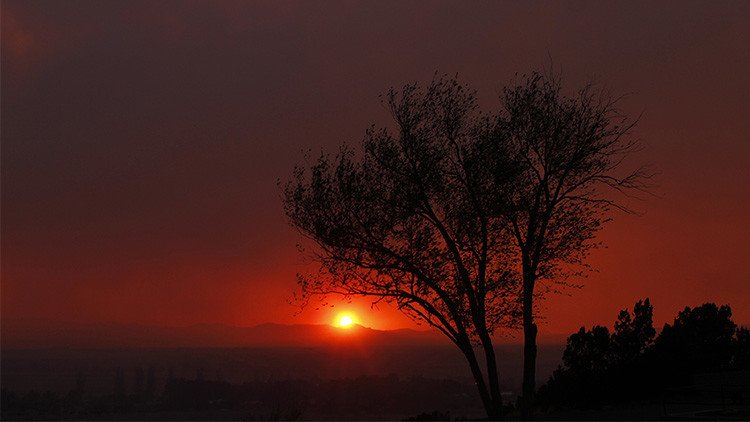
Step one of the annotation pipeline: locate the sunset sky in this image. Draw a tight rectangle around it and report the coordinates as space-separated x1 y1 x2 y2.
2 0 749 337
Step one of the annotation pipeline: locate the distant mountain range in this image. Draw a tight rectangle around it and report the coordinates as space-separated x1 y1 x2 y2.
1 320 451 349
2 319 568 349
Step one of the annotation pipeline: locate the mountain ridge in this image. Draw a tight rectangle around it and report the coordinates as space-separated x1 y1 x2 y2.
1 319 450 349
2 318 568 349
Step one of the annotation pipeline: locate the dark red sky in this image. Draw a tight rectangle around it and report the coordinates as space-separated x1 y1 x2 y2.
2 0 749 335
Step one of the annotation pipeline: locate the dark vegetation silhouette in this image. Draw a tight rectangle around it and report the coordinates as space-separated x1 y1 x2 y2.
283 70 649 420
537 300 750 416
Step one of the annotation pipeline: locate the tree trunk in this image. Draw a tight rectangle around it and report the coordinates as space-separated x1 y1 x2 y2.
520 280 538 420
479 332 504 419
461 342 503 420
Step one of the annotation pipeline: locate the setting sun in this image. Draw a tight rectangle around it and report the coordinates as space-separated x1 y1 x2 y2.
335 313 356 328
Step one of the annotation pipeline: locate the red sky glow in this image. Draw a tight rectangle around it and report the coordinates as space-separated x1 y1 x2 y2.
2 0 749 340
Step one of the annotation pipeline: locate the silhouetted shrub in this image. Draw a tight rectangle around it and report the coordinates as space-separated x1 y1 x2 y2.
651 303 736 383
538 300 748 410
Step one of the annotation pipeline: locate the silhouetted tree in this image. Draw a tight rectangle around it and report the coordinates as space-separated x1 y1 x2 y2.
732 326 750 370
563 325 612 376
538 299 657 409
652 303 737 383
496 72 649 418
284 72 647 420
611 298 655 364
541 325 613 407
284 77 519 419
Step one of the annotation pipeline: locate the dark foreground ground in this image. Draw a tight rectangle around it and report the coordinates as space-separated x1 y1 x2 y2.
1 344 560 420
2 345 748 420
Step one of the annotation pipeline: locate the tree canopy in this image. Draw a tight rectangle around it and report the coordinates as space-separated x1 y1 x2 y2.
283 72 648 419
